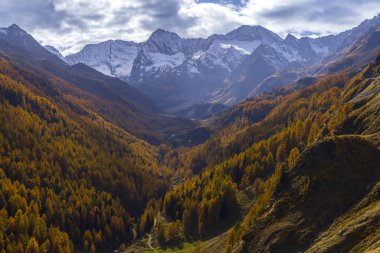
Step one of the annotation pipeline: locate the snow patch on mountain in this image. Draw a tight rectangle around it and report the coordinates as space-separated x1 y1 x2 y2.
145 52 185 73
66 40 140 80
309 41 328 54
187 63 200 74
192 39 263 72
271 44 304 63
219 39 262 54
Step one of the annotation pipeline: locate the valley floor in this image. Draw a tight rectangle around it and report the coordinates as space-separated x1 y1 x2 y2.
123 190 255 253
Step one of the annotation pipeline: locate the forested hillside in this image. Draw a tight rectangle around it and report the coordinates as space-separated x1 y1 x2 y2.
1 45 379 253
0 56 172 252
134 55 380 253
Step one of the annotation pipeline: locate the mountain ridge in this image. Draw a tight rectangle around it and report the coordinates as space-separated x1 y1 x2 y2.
65 14 380 114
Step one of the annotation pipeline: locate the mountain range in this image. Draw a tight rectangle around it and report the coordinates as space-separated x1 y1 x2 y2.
65 14 380 116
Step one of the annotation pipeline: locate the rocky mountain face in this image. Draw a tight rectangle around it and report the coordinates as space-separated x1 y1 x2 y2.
0 24 65 64
44 45 68 63
66 14 380 114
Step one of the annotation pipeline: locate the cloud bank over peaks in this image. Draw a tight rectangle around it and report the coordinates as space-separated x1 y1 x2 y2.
0 0 379 55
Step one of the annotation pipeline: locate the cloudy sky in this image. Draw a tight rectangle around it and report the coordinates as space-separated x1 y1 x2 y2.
0 0 379 55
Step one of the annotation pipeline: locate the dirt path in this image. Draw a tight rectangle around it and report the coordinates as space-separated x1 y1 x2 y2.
147 234 157 252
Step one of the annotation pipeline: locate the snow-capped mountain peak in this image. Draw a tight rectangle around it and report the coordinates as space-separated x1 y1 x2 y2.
148 28 181 42
224 25 282 44
284 34 300 48
66 40 140 80
146 29 184 55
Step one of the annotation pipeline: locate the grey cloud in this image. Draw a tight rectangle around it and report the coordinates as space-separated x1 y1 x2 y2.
106 8 134 26
306 6 355 23
0 0 379 55
141 0 181 19
105 0 196 35
0 0 62 29
82 14 106 22
137 0 196 33
0 0 90 34
260 0 379 25
197 0 248 8
300 30 321 37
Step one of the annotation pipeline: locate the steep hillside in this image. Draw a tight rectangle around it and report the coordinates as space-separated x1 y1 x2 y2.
238 57 380 253
327 26 380 73
0 56 174 252
304 181 380 253
131 55 380 253
239 136 380 253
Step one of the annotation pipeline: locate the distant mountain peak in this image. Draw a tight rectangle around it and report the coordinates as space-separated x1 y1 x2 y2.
146 28 183 54
152 28 170 34
0 24 27 37
80 39 137 51
0 23 41 48
225 25 282 43
6 24 27 34
225 25 263 37
284 34 300 48
8 24 23 30
285 34 297 40
235 25 265 31
148 28 181 41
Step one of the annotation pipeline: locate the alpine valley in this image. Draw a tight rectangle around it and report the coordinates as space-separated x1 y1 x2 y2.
0 7 379 253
